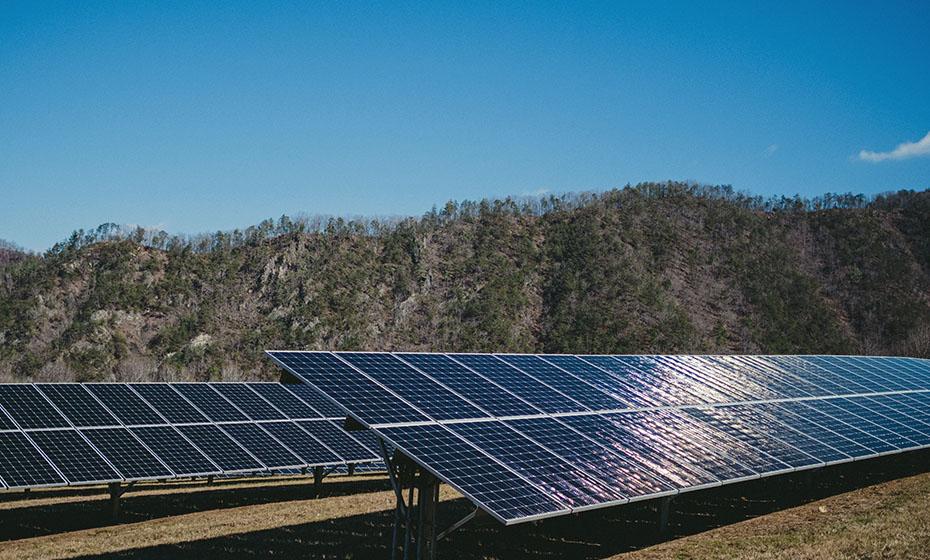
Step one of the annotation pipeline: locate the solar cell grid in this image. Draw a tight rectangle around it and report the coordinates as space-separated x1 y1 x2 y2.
221 422 303 469
776 401 897 455
172 383 248 422
0 431 65 488
247 383 321 419
36 384 119 427
378 424 569 524
683 406 820 469
295 420 378 462
497 354 624 411
178 424 263 472
506 416 676 499
449 420 628 509
661 356 759 402
130 384 208 424
86 384 165 426
721 404 850 464
0 405 17 431
804 356 903 393
573 356 668 407
806 399 919 451
767 356 867 394
836 356 922 390
271 351 428 425
397 353 538 418
27 429 120 484
339 352 486 421
260 421 342 465
212 384 286 421
854 396 930 446
449 354 586 414
281 383 343 418
131 426 220 477
81 427 173 480
0 384 70 429
540 355 650 408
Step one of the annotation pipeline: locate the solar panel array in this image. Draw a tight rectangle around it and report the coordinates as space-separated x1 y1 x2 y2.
0 382 381 491
268 351 930 525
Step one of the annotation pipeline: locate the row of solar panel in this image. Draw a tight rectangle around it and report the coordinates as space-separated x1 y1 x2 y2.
0 382 380 490
268 352 930 426
377 391 930 524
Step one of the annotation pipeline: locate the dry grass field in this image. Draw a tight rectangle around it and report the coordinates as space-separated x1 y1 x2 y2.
2 451 930 559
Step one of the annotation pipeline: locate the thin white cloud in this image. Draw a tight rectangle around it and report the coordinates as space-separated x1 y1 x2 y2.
859 131 930 162
764 144 778 157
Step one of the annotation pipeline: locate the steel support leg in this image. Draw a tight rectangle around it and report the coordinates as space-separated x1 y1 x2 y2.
313 466 325 498
348 463 356 476
658 496 673 535
416 472 438 560
109 482 121 521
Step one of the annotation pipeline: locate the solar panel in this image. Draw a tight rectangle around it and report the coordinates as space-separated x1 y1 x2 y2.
281 383 344 418
220 422 303 469
177 424 263 472
26 429 121 484
172 383 248 422
378 424 570 524
0 384 70 429
86 384 165 426
130 384 209 424
35 384 119 427
397 353 538 417
211 384 286 421
260 421 342 465
0 431 65 488
294 420 379 462
131 426 220 477
269 351 428 426
338 352 486 420
450 354 586 414
247 383 321 419
81 427 174 480
0 407 16 431
261 351 930 526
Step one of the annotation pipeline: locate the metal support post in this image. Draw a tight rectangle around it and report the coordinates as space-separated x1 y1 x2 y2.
348 462 356 476
313 466 325 498
109 482 121 521
658 496 673 535
416 471 439 560
206 475 214 485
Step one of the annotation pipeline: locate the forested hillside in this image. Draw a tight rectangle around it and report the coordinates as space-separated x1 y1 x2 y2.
2 182 929 382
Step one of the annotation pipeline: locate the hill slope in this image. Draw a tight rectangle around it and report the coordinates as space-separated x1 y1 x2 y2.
2 182 930 382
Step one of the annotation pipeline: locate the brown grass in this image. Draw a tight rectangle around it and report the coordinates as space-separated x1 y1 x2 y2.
1 452 930 559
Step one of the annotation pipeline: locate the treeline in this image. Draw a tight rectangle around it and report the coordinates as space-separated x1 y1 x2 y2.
2 182 929 383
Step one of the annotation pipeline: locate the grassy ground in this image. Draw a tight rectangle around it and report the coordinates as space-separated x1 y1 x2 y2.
2 452 930 559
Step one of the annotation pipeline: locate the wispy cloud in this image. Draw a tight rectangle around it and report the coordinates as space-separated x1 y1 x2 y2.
763 144 778 158
520 188 551 197
859 131 930 162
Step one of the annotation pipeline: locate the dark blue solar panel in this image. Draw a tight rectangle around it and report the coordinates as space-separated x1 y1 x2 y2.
131 426 220 477
177 424 263 472
36 384 119 427
559 414 715 488
450 354 585 413
0 431 65 488
766 356 865 394
247 383 321 419
221 423 303 469
658 356 760 402
86 384 165 426
861 395 930 445
777 401 897 455
803 356 904 393
540 355 650 408
339 352 486 420
0 384 70 429
81 427 174 480
449 420 628 508
269 351 429 425
295 420 379 462
683 406 820 469
604 411 758 481
27 429 121 484
172 383 248 422
260 421 342 465
130 384 209 424
507 416 675 498
398 353 538 417
497 355 624 411
379 424 569 524
212 384 286 421
751 403 869 460
806 399 920 451
0 406 15 430
282 383 344 418
577 356 679 407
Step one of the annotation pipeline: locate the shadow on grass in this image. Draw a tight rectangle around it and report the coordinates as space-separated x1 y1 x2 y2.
6 450 930 559
0 474 390 541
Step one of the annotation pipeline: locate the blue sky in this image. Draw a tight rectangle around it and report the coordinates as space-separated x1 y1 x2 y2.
2 1 929 251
